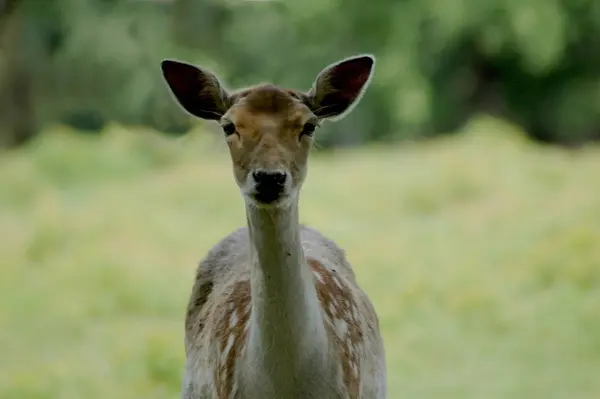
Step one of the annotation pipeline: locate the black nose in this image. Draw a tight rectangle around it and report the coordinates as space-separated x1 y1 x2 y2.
252 170 287 186
252 170 287 204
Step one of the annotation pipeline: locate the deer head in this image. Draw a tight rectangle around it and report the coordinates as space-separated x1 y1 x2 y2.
160 55 375 208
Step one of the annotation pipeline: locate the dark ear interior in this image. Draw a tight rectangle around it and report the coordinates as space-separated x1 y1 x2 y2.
160 60 230 120
307 55 375 120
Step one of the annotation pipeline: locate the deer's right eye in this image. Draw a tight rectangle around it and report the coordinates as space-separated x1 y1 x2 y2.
221 122 236 136
300 123 317 138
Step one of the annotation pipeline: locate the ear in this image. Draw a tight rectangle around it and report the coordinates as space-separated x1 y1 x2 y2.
160 59 230 120
306 54 375 120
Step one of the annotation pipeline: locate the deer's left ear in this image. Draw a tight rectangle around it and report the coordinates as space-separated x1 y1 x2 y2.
160 59 231 120
306 54 375 120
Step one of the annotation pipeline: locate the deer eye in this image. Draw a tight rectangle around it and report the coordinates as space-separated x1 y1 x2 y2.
221 122 236 136
300 123 317 138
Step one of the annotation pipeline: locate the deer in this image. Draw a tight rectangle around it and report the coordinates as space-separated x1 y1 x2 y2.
160 54 387 399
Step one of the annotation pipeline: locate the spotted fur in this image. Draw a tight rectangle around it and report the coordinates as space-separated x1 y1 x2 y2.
162 55 386 399
310 258 365 398
182 226 386 399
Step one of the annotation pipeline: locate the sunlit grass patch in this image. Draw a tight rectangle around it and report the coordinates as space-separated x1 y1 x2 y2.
1 116 600 398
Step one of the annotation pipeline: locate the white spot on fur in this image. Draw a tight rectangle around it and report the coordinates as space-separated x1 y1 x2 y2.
351 306 359 321
334 318 348 337
230 311 238 328
313 271 324 283
222 334 235 361
333 276 343 289
329 303 336 316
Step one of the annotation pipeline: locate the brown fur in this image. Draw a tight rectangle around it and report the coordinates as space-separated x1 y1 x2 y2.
215 280 250 399
310 258 364 399
224 85 315 190
183 225 385 399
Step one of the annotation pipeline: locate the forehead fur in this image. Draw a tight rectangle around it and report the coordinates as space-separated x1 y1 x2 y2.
231 84 309 115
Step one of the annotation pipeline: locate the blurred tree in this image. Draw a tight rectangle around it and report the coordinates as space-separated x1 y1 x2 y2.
0 0 36 147
2 0 600 148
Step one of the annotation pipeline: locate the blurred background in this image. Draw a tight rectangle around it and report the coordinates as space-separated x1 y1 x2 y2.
1 0 600 397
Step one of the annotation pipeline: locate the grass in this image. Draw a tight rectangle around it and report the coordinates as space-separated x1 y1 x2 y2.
1 115 600 398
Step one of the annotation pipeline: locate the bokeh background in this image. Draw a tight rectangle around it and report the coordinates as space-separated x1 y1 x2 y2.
1 0 600 397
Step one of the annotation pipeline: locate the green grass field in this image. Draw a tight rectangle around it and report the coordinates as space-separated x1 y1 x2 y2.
1 116 600 398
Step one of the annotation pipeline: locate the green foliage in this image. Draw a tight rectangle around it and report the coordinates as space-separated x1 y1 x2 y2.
2 0 600 146
1 118 600 397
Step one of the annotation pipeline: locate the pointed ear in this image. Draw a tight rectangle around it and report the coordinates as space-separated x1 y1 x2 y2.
160 59 230 120
306 54 375 120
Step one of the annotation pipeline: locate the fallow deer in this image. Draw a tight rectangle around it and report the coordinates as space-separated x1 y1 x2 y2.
160 54 387 399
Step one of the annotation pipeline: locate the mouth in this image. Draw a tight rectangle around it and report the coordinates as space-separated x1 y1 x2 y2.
248 190 289 206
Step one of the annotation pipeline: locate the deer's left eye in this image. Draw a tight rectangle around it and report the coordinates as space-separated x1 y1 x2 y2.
221 122 236 136
300 123 317 138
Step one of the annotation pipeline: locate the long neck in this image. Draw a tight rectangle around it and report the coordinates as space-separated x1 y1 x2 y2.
244 198 328 381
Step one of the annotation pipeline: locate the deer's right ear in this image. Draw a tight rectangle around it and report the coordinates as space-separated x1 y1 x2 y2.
160 60 230 120
306 55 375 121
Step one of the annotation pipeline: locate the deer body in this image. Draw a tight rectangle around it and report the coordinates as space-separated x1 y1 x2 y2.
161 55 386 399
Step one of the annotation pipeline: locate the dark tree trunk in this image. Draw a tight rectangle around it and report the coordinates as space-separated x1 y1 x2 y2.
0 0 37 148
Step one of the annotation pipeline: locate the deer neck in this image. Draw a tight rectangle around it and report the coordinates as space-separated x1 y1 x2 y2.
244 197 328 382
